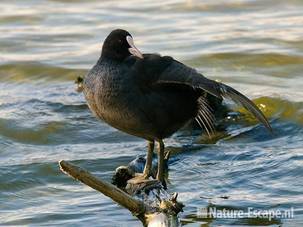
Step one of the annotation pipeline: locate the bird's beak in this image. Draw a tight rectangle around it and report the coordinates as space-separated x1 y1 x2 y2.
126 36 143 59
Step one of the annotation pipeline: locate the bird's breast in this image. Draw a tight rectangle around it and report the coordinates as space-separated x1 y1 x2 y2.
83 68 144 129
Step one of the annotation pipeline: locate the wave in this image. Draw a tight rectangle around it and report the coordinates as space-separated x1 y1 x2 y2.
237 96 303 125
0 62 87 83
187 52 303 70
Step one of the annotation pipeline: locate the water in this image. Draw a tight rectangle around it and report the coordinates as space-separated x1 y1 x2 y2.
0 0 303 226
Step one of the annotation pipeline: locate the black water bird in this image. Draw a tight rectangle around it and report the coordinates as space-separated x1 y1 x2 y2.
83 29 272 184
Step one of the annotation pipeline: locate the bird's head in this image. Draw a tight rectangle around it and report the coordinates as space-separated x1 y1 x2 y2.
101 29 143 61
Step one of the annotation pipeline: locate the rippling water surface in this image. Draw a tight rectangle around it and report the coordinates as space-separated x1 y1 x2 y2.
0 0 303 226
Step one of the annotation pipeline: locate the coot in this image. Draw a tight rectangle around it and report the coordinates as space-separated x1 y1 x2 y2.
83 29 272 184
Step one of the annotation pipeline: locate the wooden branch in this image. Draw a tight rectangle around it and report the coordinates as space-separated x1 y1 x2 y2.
59 160 183 227
59 160 146 219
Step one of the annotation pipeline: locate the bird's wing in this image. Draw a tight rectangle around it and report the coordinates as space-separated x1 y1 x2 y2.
152 57 272 133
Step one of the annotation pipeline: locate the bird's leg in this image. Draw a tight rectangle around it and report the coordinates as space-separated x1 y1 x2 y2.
156 140 165 184
143 140 154 179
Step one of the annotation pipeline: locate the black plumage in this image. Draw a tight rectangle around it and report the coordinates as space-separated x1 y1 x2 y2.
83 29 272 184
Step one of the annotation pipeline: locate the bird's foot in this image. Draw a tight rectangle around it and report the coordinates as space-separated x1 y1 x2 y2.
126 173 162 195
127 175 158 185
130 172 151 182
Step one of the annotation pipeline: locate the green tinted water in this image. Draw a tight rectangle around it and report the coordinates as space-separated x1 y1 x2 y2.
0 0 303 226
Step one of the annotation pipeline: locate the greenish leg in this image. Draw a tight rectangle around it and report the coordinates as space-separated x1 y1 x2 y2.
156 140 165 184
143 140 154 178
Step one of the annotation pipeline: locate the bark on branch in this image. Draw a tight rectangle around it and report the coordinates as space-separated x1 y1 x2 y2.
59 160 183 227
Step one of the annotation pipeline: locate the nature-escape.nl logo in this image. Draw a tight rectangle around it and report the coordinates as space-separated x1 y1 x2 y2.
197 207 294 221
